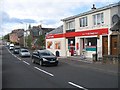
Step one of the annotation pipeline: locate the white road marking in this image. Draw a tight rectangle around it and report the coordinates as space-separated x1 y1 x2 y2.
34 66 54 77
68 81 88 90
7 48 21 61
8 50 10 53
17 57 21 60
23 61 30 65
13 54 17 57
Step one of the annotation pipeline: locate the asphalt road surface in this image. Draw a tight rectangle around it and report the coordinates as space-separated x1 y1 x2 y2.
2 46 118 89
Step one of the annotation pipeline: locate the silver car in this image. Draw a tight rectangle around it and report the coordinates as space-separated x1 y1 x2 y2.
19 49 31 57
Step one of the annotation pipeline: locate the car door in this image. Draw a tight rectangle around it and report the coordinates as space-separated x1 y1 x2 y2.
33 51 40 63
36 52 40 63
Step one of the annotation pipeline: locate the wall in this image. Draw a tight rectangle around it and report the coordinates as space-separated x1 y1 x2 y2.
110 5 120 25
75 9 110 32
9 33 18 43
74 9 111 58
46 38 66 56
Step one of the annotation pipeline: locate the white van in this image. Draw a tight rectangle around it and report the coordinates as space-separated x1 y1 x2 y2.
9 44 14 50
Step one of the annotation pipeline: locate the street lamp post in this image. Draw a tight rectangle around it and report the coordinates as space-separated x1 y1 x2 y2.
21 23 28 48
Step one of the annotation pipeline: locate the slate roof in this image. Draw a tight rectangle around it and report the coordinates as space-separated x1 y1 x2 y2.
47 25 63 35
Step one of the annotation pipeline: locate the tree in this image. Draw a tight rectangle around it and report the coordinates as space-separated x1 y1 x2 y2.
3 34 9 42
36 35 45 49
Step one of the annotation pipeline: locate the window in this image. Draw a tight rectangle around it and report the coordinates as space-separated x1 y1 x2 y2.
87 38 97 46
93 13 104 25
79 17 87 27
39 31 42 35
66 21 75 30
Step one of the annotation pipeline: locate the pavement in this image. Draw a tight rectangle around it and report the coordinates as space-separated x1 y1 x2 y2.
58 55 120 75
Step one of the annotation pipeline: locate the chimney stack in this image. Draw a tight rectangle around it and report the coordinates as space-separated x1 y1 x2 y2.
91 4 96 10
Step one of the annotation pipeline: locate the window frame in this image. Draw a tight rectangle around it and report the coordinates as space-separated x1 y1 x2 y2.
66 20 75 30
93 13 104 25
79 17 88 27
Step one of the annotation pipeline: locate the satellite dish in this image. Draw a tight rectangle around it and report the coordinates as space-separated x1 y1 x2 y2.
112 14 120 24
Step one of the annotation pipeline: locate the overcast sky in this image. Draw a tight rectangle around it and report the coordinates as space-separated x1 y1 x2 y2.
0 0 119 36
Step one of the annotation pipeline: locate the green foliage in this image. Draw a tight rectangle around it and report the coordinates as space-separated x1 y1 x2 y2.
26 35 32 48
36 35 45 48
3 34 9 41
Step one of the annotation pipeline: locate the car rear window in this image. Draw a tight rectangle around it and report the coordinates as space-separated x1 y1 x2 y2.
21 50 28 52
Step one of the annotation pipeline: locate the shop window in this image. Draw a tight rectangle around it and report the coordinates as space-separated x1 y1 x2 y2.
85 38 97 51
68 38 75 50
47 41 53 49
79 17 88 27
55 41 61 49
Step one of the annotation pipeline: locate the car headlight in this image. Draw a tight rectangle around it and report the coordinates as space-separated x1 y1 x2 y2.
43 58 48 61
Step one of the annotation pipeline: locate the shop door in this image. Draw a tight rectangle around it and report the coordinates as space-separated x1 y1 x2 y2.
102 36 108 55
111 35 118 55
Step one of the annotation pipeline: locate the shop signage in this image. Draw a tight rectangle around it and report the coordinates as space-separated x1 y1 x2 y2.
46 28 108 39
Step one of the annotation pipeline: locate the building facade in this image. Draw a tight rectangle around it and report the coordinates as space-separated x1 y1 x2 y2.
46 25 66 56
9 29 24 45
46 2 120 58
29 25 54 49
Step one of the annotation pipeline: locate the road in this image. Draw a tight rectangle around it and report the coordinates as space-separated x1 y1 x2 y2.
0 43 2 90
2 46 119 89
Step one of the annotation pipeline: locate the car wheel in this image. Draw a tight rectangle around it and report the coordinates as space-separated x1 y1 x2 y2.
39 60 43 66
32 58 35 63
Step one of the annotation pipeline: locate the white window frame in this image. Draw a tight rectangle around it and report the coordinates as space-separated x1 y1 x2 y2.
79 17 88 27
66 20 75 30
93 13 104 25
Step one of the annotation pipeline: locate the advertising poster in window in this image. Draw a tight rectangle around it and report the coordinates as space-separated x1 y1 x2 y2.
47 41 53 49
55 41 61 49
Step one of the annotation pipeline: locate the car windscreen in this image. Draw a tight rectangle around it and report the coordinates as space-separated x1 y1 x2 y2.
40 50 54 56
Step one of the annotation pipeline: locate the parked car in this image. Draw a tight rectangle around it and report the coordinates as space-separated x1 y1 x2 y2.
9 44 14 50
31 49 58 66
13 46 20 54
6 42 10 47
19 48 31 57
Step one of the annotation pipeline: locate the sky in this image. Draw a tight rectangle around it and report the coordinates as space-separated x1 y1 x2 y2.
0 0 119 37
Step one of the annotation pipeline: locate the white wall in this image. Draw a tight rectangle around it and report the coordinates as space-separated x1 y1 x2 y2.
75 9 111 32
46 38 66 57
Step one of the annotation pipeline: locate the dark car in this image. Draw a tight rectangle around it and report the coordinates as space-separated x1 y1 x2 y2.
13 46 20 54
31 50 58 66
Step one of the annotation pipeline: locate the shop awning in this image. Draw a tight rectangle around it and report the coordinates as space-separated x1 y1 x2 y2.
110 20 120 32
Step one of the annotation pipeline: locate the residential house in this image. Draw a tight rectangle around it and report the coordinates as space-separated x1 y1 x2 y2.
29 25 54 49
9 29 24 46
